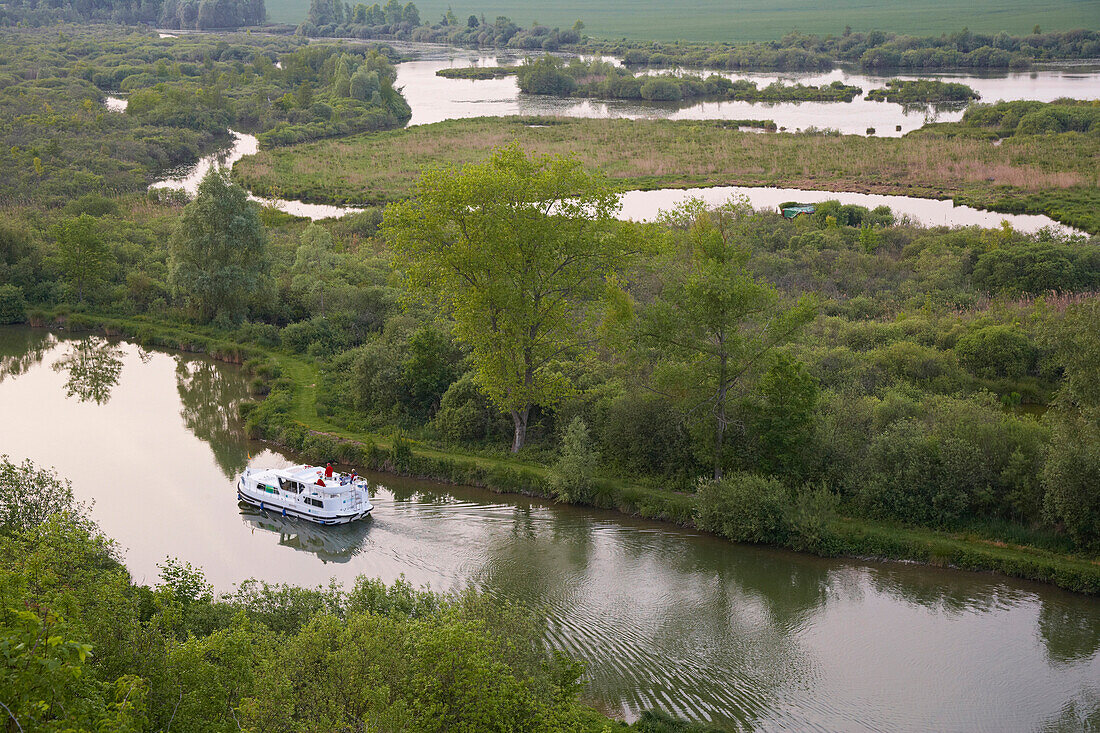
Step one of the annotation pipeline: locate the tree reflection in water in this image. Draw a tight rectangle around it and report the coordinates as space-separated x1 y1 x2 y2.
51 335 123 404
0 328 57 383
174 357 250 478
1039 597 1100 666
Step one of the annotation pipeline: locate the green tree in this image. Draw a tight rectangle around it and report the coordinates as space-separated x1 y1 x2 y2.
549 417 598 503
169 168 267 325
291 223 338 317
1043 299 1100 550
52 213 109 302
638 198 815 479
751 353 819 479
383 144 625 452
0 455 82 535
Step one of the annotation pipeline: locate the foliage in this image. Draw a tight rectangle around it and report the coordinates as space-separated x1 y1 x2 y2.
549 417 599 504
0 285 26 324
0 27 410 207
0 484 629 733
169 168 268 325
0 455 84 535
954 324 1036 379
3 0 264 28
866 79 980 103
52 213 111 303
636 197 816 478
695 472 791 544
383 144 627 452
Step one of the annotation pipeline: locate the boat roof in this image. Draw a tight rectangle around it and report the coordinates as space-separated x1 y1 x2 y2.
264 464 328 482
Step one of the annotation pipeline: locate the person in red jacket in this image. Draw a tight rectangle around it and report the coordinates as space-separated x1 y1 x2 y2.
325 463 333 478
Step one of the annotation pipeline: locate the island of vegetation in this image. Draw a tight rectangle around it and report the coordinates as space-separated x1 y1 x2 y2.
436 65 520 79
866 79 981 103
508 56 864 102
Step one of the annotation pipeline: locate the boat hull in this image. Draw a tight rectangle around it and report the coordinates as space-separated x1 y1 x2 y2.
237 481 372 525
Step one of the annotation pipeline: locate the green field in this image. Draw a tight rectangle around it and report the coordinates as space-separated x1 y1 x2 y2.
264 0 1100 41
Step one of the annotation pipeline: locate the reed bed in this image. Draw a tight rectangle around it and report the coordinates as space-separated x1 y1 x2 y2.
234 117 1100 231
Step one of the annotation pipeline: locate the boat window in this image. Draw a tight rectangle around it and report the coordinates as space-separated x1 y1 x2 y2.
306 498 324 508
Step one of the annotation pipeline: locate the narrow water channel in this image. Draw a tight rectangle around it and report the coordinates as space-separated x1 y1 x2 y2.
2 327 1097 730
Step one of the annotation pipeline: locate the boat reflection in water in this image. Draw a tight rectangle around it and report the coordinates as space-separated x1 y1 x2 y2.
238 504 373 563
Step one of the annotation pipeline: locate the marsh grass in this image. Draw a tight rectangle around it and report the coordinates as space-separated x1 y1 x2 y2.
234 117 1099 231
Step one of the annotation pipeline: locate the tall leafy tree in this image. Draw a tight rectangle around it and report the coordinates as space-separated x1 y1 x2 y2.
383 144 626 452
291 223 338 317
52 213 109 303
169 168 267 325
1042 298 1100 550
637 198 816 479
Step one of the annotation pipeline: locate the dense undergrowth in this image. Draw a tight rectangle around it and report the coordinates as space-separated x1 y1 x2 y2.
0 27 410 207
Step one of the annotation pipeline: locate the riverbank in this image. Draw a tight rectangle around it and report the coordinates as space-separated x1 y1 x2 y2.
233 116 1100 233
23 310 1100 596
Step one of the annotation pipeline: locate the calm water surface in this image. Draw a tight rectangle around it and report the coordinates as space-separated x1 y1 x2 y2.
1 327 1098 730
400 46 1100 135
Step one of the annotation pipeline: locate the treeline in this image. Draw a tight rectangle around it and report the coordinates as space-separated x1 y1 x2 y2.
586 27 1100 71
291 11 1100 73
299 0 583 51
0 456 718 731
0 27 410 206
515 56 862 102
0 0 265 29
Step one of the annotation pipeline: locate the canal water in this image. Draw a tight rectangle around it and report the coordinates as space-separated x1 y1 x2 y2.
1 326 1097 730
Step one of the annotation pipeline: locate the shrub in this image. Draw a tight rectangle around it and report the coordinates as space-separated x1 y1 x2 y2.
639 76 682 101
955 324 1036 379
548 417 598 504
1043 411 1100 552
600 392 696 480
431 373 507 443
0 284 27 324
694 473 790 544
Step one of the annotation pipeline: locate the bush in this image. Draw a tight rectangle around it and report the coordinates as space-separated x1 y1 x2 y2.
639 77 682 101
1043 411 1100 552
955 324 1036 379
694 473 790 544
600 392 696 480
431 373 507 443
0 284 27 324
548 417 598 504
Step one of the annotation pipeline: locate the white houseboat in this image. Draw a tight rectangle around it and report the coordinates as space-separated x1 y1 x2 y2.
237 464 373 525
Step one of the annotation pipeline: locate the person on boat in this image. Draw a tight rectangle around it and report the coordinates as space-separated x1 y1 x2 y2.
350 469 357 483
317 478 326 487
325 463 333 478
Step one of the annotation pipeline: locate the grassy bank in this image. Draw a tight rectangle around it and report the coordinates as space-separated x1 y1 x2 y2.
233 116 1100 233
25 310 1100 596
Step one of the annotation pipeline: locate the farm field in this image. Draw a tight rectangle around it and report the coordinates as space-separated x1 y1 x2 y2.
264 0 1100 41
233 116 1100 232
